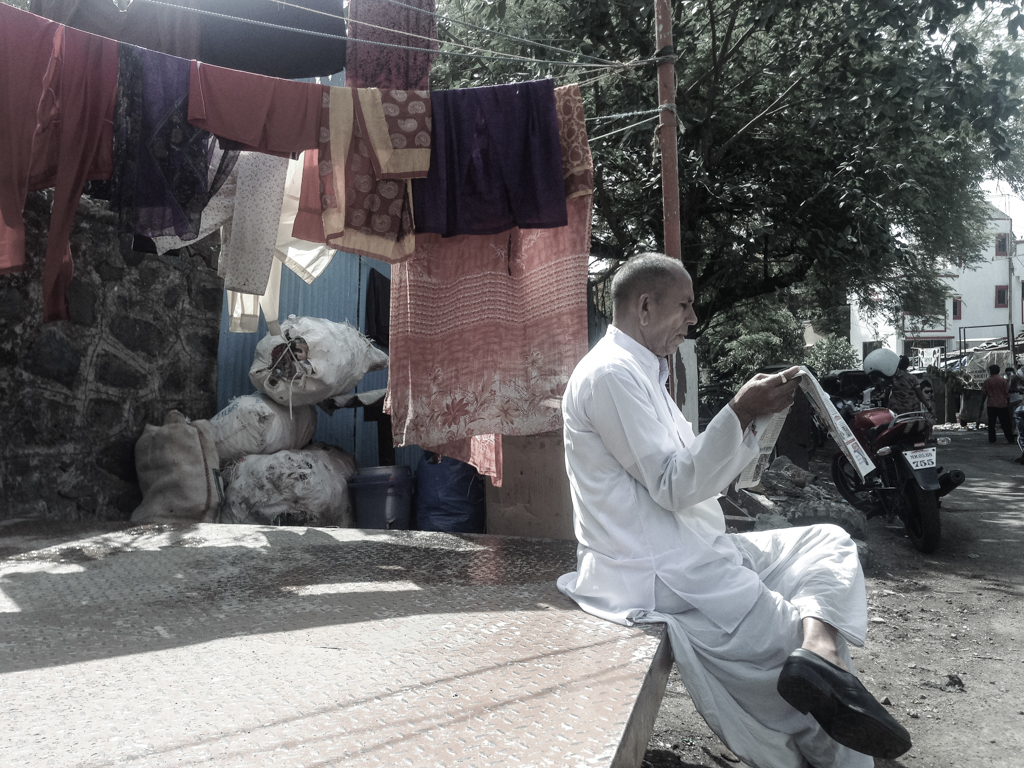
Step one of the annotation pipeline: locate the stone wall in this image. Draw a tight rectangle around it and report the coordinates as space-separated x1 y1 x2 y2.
0 192 223 521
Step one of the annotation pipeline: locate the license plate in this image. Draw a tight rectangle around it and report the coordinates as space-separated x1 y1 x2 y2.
904 447 936 469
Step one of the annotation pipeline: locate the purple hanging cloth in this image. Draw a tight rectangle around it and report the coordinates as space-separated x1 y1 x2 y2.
107 45 237 241
411 79 567 237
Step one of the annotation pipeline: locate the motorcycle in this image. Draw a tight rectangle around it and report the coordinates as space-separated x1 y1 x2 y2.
821 370 965 553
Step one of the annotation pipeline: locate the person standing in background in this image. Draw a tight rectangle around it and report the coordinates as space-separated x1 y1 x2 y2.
981 364 1014 444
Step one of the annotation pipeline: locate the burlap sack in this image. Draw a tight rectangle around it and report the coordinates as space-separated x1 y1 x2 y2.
131 410 223 524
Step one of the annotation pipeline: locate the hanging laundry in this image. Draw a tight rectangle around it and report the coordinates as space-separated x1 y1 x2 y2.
385 84 594 484
188 61 324 156
314 86 432 263
30 0 200 60
365 268 391 347
0 4 118 323
219 153 290 295
555 83 595 201
106 44 238 242
229 154 336 334
151 146 237 256
411 79 566 238
291 138 328 244
275 155 335 285
345 0 437 90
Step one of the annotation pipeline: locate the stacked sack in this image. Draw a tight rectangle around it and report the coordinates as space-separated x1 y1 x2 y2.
211 316 389 527
131 317 388 528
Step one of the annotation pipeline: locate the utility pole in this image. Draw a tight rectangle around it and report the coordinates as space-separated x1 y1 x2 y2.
655 0 680 259
654 0 699 426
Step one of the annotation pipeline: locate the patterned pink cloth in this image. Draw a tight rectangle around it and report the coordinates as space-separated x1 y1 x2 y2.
386 194 593 484
385 84 594 484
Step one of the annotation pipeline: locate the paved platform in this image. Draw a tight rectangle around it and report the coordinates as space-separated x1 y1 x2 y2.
0 523 671 767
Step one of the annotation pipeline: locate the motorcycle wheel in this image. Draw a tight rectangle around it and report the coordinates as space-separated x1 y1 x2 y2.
900 484 941 553
830 453 876 513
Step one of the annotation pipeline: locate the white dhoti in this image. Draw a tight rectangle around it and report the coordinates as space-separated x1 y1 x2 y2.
632 524 874 768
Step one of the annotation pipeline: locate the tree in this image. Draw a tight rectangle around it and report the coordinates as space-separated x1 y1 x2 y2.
695 295 805 390
433 0 1024 333
806 335 860 376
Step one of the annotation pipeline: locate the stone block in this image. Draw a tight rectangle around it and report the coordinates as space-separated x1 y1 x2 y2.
94 258 125 283
161 368 187 393
109 315 166 357
187 331 219 358
87 398 125 426
25 329 81 388
66 278 97 326
0 286 25 325
163 285 182 309
96 353 147 390
195 284 223 314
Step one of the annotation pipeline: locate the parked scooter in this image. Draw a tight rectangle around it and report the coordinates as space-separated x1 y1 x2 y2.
822 350 965 553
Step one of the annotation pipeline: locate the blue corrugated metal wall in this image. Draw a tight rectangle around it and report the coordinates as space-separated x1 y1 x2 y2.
216 250 422 472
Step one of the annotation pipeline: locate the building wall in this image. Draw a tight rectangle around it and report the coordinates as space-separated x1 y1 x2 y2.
850 203 1020 362
0 192 222 522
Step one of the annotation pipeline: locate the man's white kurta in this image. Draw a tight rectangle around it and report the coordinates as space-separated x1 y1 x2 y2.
557 326 761 630
557 326 873 768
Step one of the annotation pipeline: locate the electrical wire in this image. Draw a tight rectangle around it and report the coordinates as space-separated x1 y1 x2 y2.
264 0 562 66
369 0 616 65
587 114 662 143
134 0 615 68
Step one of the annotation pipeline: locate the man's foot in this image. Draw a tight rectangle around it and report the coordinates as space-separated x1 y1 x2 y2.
777 648 912 759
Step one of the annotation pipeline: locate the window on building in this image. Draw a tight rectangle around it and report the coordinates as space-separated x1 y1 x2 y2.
952 297 962 320
862 341 884 358
996 285 1009 308
996 233 1009 257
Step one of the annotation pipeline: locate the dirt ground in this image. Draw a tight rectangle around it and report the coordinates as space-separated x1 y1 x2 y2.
642 427 1024 768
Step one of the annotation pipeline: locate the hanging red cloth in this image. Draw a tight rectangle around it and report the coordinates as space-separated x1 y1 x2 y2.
0 4 118 322
187 60 324 156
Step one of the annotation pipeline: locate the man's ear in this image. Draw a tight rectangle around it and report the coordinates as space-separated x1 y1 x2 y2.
637 293 651 326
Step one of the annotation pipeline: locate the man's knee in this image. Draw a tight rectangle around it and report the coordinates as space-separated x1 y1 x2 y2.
812 523 850 542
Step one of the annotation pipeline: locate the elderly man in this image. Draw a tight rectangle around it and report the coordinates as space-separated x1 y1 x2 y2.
557 253 910 768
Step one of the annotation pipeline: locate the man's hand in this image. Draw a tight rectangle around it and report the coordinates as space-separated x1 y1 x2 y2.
728 365 803 431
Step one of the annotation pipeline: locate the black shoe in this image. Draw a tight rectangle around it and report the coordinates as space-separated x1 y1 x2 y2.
777 648 912 759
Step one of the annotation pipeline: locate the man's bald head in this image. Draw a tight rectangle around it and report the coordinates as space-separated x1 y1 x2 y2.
611 253 690 321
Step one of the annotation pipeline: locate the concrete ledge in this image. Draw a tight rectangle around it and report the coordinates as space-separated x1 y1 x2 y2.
1 524 668 767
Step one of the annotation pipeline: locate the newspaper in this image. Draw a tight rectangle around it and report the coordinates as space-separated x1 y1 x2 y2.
735 365 876 489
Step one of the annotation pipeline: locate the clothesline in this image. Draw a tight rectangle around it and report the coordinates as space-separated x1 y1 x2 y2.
587 104 684 143
134 0 616 69
263 0 615 66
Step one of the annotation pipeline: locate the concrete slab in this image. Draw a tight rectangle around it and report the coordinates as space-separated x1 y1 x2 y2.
0 524 669 767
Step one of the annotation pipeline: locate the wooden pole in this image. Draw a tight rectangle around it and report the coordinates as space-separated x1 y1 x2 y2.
655 0 681 259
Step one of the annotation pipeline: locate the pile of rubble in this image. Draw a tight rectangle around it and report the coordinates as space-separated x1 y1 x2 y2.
720 456 872 563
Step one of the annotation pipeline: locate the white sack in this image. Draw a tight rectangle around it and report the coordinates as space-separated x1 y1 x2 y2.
132 410 223 524
219 443 357 527
209 393 317 465
249 316 389 407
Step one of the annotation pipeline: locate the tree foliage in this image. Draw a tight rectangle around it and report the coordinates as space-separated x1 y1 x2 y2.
806 334 860 375
433 0 1024 333
695 296 805 389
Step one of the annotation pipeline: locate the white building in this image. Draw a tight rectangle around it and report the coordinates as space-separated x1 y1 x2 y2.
850 202 1021 364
